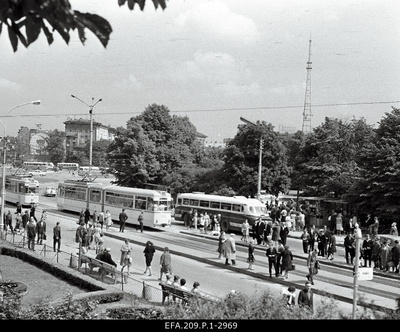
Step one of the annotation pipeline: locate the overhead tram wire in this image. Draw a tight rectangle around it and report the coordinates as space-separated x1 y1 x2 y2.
4 100 400 118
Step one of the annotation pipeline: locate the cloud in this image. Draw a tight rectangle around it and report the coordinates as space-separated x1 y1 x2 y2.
175 1 259 42
0 78 22 90
113 74 143 90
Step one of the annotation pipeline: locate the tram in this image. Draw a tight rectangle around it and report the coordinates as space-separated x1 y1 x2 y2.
1 175 40 206
56 180 173 227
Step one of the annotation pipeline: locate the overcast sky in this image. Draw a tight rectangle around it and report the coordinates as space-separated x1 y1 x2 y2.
1 0 399 144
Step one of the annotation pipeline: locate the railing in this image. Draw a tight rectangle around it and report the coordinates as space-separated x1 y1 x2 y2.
1 230 221 305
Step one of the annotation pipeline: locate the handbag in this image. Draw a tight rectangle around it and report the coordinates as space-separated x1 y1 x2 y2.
289 263 295 271
43 234 47 240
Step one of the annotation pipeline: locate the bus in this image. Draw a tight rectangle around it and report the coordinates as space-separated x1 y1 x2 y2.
174 192 271 232
57 162 79 171
23 161 54 171
1 175 40 206
56 180 173 228
78 166 101 177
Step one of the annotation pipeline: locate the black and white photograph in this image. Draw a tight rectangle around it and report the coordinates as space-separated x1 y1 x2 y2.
0 0 399 323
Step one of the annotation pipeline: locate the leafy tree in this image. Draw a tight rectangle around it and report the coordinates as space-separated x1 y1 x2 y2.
352 107 400 222
222 121 291 197
297 117 374 198
0 0 167 52
107 104 201 188
45 129 65 165
281 130 306 192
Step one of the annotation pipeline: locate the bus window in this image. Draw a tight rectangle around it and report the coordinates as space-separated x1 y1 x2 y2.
189 199 199 206
182 198 189 205
200 200 210 208
210 201 220 209
221 203 231 211
232 204 242 212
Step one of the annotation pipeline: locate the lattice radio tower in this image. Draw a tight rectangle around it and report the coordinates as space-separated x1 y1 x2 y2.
302 38 312 134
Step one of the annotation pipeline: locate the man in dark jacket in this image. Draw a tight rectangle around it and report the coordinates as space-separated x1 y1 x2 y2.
266 241 278 277
298 281 314 311
53 221 62 252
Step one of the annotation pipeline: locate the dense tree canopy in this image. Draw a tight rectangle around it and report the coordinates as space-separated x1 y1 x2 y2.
295 117 375 198
222 121 291 197
107 104 202 190
352 107 400 220
0 0 167 52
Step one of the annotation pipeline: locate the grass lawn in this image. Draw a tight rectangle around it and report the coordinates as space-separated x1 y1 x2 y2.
0 255 86 309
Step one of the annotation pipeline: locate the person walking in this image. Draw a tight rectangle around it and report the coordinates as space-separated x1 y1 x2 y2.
98 210 104 230
36 215 47 245
369 217 379 237
121 249 132 281
391 240 400 273
306 247 319 285
241 219 250 243
22 210 29 230
280 245 293 279
53 221 61 252
247 239 255 270
30 203 37 221
300 228 310 254
120 239 132 266
372 236 382 269
336 212 343 236
26 217 36 251
280 224 289 246
362 233 373 267
159 247 172 281
143 240 156 276
390 222 398 236
224 233 237 266
298 281 314 311
217 230 227 259
344 232 355 265
84 208 91 224
119 208 128 233
5 210 13 233
105 210 112 230
137 210 144 232
266 237 279 277
14 212 22 233
317 229 327 257
327 232 337 261
271 221 281 246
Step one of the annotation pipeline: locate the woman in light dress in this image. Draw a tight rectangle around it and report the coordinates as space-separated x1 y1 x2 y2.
105 210 112 230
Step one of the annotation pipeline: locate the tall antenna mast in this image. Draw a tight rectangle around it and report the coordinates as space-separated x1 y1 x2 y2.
302 38 312 134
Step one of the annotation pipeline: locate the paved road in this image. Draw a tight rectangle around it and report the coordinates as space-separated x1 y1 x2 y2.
2 202 399 318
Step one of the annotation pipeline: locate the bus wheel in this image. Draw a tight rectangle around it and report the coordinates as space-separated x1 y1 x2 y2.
221 219 230 232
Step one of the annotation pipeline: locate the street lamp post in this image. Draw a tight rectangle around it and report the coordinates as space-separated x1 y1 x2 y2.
0 100 41 238
71 95 102 179
352 223 362 319
240 117 263 200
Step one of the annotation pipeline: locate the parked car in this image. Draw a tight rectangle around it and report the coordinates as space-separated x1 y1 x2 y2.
29 169 46 177
44 186 57 197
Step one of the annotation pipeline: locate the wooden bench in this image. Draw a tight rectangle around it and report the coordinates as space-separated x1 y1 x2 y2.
80 254 128 284
159 282 193 305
